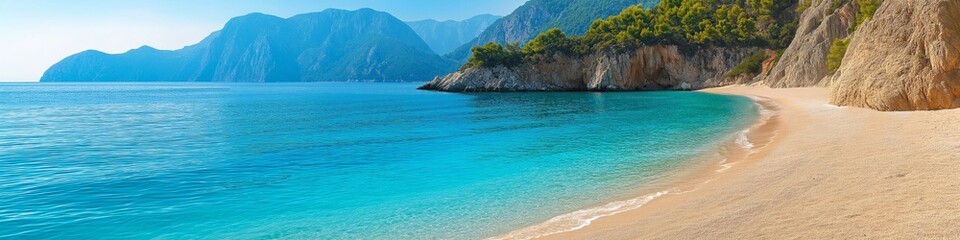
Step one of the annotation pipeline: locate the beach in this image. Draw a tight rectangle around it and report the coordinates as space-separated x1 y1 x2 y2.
534 86 960 239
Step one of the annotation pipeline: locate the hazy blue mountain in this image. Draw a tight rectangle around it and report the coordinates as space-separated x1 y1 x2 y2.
41 8 457 82
406 14 501 55
445 0 661 63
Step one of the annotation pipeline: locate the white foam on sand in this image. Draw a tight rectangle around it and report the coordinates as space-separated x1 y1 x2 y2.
735 129 755 149
717 158 735 173
489 190 673 240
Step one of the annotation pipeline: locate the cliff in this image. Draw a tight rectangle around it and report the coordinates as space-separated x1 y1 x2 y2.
41 9 456 82
420 0 960 111
829 0 960 111
420 46 758 92
765 0 858 88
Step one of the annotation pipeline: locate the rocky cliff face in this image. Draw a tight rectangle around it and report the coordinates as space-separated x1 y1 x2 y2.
829 0 960 111
765 0 858 88
420 46 758 92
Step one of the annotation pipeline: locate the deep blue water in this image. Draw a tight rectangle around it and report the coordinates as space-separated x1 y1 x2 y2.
0 83 756 239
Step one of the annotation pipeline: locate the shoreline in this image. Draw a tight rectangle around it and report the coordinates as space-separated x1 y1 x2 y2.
498 86 960 239
538 86 960 239
491 87 784 240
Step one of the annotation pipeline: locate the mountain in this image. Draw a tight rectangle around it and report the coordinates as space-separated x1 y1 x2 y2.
41 8 457 82
444 0 661 63
406 14 501 55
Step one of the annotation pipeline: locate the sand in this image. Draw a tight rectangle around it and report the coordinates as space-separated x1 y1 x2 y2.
529 86 960 239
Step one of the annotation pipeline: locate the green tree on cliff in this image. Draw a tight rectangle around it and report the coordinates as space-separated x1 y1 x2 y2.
855 0 883 28
467 42 523 68
827 38 850 72
468 0 801 67
523 28 576 56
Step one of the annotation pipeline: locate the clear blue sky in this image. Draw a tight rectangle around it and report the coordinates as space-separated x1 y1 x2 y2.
0 0 527 81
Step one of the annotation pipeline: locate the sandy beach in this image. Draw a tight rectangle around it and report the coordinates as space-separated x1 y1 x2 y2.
531 86 960 239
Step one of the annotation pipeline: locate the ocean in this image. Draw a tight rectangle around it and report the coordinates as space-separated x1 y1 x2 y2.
0 82 757 239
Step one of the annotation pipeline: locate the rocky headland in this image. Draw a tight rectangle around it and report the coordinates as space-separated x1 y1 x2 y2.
423 0 960 111
420 46 760 92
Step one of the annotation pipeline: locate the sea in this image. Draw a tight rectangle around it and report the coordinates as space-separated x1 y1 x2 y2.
0 82 757 239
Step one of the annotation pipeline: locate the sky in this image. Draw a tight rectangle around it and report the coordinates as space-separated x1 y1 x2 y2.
0 0 527 82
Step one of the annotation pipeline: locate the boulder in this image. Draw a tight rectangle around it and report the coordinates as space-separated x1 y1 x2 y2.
830 0 960 111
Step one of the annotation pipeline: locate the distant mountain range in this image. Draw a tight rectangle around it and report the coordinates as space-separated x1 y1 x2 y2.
406 14 502 55
41 9 457 82
445 0 661 63
42 1 663 82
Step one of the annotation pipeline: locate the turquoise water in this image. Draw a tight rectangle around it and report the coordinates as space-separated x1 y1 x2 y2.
0 83 757 239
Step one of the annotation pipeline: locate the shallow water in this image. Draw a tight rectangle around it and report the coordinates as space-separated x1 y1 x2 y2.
0 82 757 239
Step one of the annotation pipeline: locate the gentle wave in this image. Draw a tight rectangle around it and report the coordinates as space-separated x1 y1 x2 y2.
735 129 755 149
493 94 780 240
489 190 673 240
738 96 780 151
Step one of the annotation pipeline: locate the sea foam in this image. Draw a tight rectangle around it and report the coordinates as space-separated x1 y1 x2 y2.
490 190 673 240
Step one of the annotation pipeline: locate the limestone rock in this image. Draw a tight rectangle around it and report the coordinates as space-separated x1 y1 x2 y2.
418 56 586 92
766 0 857 88
419 46 758 92
830 0 960 111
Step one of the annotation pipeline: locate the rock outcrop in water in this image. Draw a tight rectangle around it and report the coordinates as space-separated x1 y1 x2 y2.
765 0 858 88
420 46 758 91
829 0 960 111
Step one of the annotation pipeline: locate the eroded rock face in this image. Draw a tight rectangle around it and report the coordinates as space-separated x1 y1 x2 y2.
766 0 857 88
419 46 758 92
418 56 587 91
829 0 960 111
